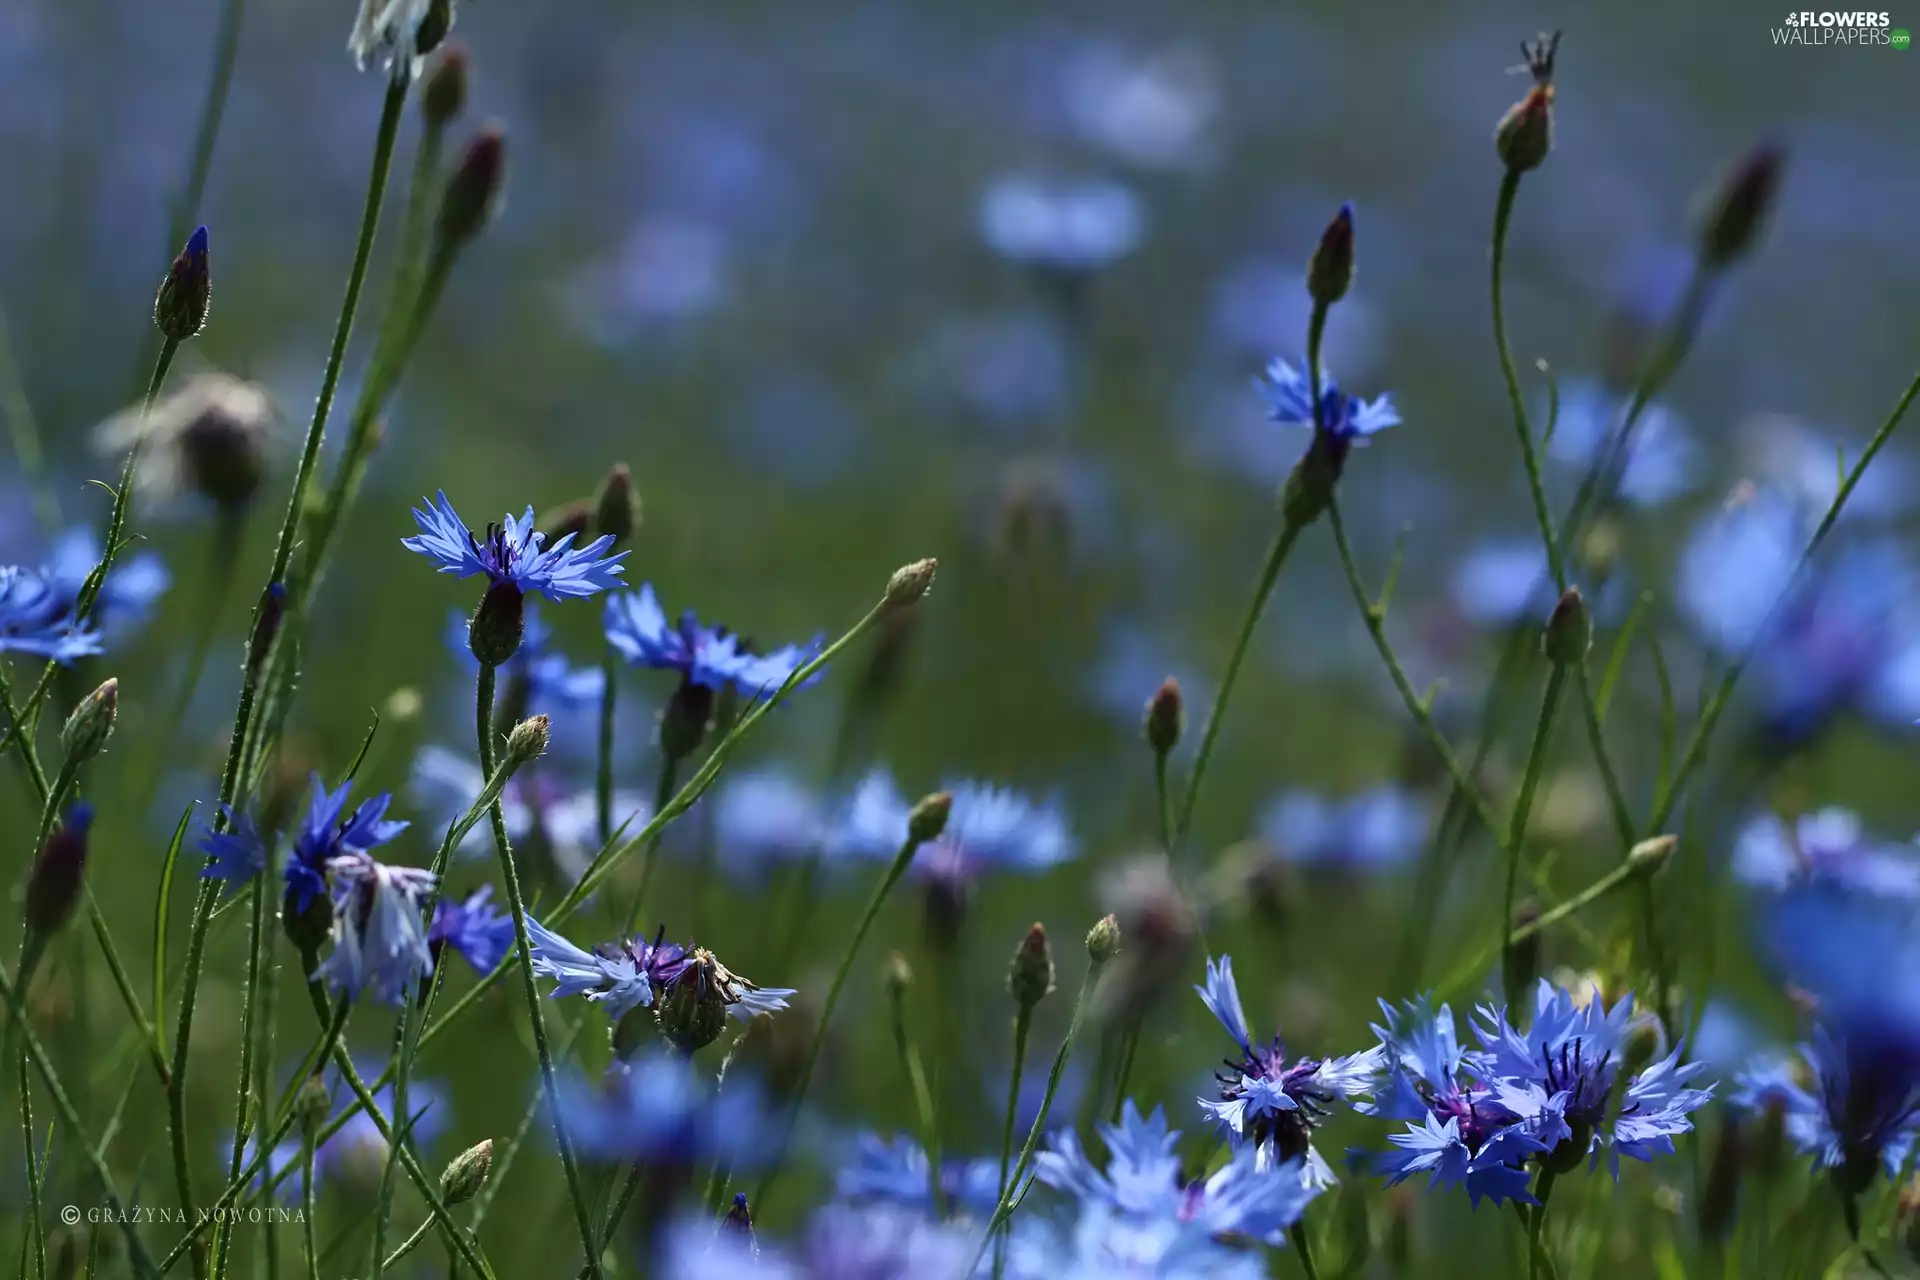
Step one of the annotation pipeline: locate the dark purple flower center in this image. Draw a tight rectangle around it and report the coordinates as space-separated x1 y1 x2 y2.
1538 1038 1617 1127
468 522 521 579
1428 1088 1507 1156
1216 1037 1330 1160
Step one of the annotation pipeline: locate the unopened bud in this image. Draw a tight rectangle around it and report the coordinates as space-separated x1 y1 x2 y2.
61 678 118 763
540 500 591 545
1280 431 1343 529
1307 203 1355 306
592 463 640 545
25 804 92 937
247 583 286 680
908 791 952 845
295 1073 332 1136
659 679 715 763
421 43 469 129
1542 587 1591 666
1143 678 1184 756
468 580 525 667
414 0 455 59
1086 913 1121 965
1496 86 1554 173
1628 834 1678 878
656 952 730 1054
723 1192 757 1253
154 226 211 341
1008 923 1056 1010
885 558 939 609
1698 142 1785 269
504 715 550 769
883 951 913 997
435 124 505 250
438 1139 493 1204
281 882 335 962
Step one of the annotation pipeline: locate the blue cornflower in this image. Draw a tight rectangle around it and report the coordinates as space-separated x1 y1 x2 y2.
1759 885 1920 1194
1733 808 1920 900
657 1202 975 1280
553 1049 770 1167
1470 981 1713 1177
196 806 267 898
42 527 169 640
409 745 649 880
603 584 821 696
1449 538 1555 629
1195 955 1381 1184
284 776 409 913
1016 1101 1318 1278
442 606 603 711
714 767 831 877
1258 786 1427 873
1677 491 1920 745
1254 357 1400 447
834 770 1075 880
979 174 1145 274
0 565 101 663
525 918 792 1027
835 1133 1002 1215
427 886 515 975
315 1072 450 1182
1364 996 1563 1208
402 491 627 602
314 852 437 1005
1547 379 1698 507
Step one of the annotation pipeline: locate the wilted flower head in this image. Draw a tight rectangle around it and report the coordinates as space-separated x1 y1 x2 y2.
93 373 276 512
315 852 437 1005
979 174 1145 274
1733 808 1920 900
403 491 627 603
1195 955 1381 1184
524 918 792 1030
1259 787 1427 873
0 564 101 663
603 584 821 697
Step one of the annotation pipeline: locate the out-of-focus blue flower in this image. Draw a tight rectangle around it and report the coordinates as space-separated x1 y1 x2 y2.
0 564 101 663
554 1049 770 1167
604 584 822 696
714 767 831 877
1449 538 1554 629
1258 787 1427 873
315 852 437 1006
1758 885 1920 1191
196 805 266 898
428 886 515 976
409 745 649 880
1470 982 1713 1177
834 770 1075 885
42 527 169 641
979 175 1144 274
1255 358 1399 446
901 311 1073 432
1733 808 1920 899
316 1074 451 1182
835 1133 1001 1214
1741 414 1910 522
526 919 792 1026
1677 492 1920 742
1057 42 1220 172
1547 380 1698 507
282 776 409 914
443 607 603 712
657 1202 976 1279
1194 956 1379 1184
403 492 627 602
1015 1101 1317 1278
1363 997 1560 1208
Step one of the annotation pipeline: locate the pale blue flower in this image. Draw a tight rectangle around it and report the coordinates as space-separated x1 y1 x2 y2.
315 853 437 1005
979 175 1144 273
1733 808 1920 900
1259 787 1426 872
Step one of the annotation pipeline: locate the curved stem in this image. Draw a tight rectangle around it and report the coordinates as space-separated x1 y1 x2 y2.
1501 666 1566 1001
209 863 269 1279
1490 168 1562 589
888 977 945 1218
618 757 680 937
300 1133 319 1280
476 665 602 1278
1152 752 1172 857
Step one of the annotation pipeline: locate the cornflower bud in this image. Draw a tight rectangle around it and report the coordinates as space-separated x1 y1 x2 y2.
468 580 525 667
540 500 592 545
25 804 92 938
1495 31 1560 174
61 678 118 763
504 715 550 770
658 679 715 763
154 227 211 341
1008 923 1056 1011
1542 587 1591 666
1698 142 1785 269
657 950 732 1054
1628 834 1678 878
1143 678 1184 757
421 43 469 129
1306 203 1355 305
884 951 913 998
435 124 505 250
908 791 952 845
295 1073 332 1137
1086 913 1121 966
438 1139 493 1204
885 558 939 609
592 462 640 545
722 1193 757 1253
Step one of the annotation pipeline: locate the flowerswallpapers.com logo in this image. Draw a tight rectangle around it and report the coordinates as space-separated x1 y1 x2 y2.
1773 10 1905 43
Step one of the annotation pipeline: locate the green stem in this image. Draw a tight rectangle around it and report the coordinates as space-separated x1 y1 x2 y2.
595 645 618 845
300 1131 319 1280
965 959 1103 1275
752 823 930 1205
476 665 601 1278
209 863 269 1279
378 1219 435 1274
20 1050 44 1280
1290 1222 1322 1280
619 757 681 937
1490 168 1563 588
1500 666 1566 999
1508 858 1661 945
1108 1018 1144 1126
1152 752 1172 858
1174 521 1303 848
888 976 946 1219
995 1008 1032 1231
1527 1168 1558 1280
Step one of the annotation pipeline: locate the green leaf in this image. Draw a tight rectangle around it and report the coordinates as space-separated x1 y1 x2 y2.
151 804 195 1059
1594 591 1651 726
340 708 382 784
